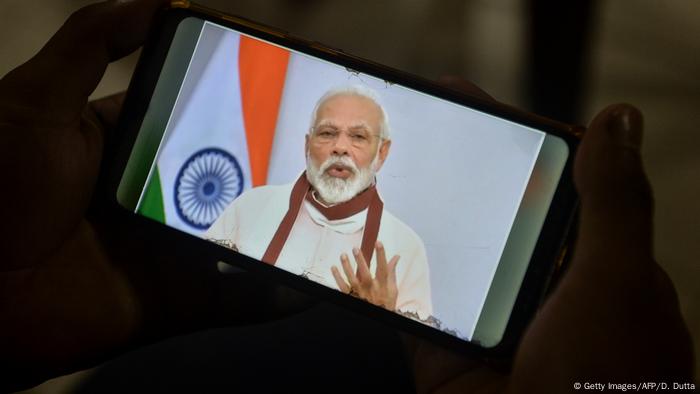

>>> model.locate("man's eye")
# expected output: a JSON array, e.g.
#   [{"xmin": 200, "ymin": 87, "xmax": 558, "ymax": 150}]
[
  {"xmin": 351, "ymin": 133, "xmax": 368, "ymax": 140},
  {"xmin": 318, "ymin": 130, "xmax": 334, "ymax": 137}
]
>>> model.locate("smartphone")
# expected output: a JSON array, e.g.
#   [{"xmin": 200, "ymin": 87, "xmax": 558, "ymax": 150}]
[{"xmin": 109, "ymin": 1, "xmax": 579, "ymax": 356}]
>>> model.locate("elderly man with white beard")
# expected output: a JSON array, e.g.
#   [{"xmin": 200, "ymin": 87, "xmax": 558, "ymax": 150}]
[{"xmin": 205, "ymin": 85, "xmax": 432, "ymax": 320}]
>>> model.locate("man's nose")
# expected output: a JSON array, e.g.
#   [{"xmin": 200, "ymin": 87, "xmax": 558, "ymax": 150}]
[{"xmin": 332, "ymin": 131, "xmax": 351, "ymax": 155}]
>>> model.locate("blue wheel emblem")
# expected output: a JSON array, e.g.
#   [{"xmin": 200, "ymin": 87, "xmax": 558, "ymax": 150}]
[{"xmin": 174, "ymin": 148, "xmax": 244, "ymax": 229}]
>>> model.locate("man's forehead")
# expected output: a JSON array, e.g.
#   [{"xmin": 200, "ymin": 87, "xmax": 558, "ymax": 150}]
[{"xmin": 315, "ymin": 119, "xmax": 371, "ymax": 130}]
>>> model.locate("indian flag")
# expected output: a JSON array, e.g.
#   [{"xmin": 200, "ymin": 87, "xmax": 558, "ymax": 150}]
[{"xmin": 137, "ymin": 23, "xmax": 289, "ymax": 237}]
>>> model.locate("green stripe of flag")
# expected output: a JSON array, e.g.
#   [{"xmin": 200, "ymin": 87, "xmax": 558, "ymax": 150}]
[{"xmin": 137, "ymin": 166, "xmax": 166, "ymax": 223}]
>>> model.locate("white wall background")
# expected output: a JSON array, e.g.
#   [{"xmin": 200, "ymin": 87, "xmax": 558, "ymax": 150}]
[{"xmin": 265, "ymin": 49, "xmax": 544, "ymax": 338}]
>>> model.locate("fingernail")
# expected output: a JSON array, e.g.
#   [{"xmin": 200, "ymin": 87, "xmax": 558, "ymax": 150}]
[
  {"xmin": 352, "ymin": 248, "xmax": 359, "ymax": 256},
  {"xmin": 608, "ymin": 104, "xmax": 643, "ymax": 150}
]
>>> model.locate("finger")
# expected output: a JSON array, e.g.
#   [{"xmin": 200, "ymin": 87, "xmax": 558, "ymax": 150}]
[
  {"xmin": 437, "ymin": 75, "xmax": 495, "ymax": 102},
  {"xmin": 0, "ymin": 0, "xmax": 168, "ymax": 124},
  {"xmin": 83, "ymin": 92, "xmax": 127, "ymax": 154},
  {"xmin": 374, "ymin": 241, "xmax": 388, "ymax": 282},
  {"xmin": 573, "ymin": 104, "xmax": 653, "ymax": 262},
  {"xmin": 340, "ymin": 253, "xmax": 359, "ymax": 289},
  {"xmin": 88, "ymin": 92, "xmax": 126, "ymax": 134},
  {"xmin": 352, "ymin": 247, "xmax": 372, "ymax": 283},
  {"xmin": 331, "ymin": 266, "xmax": 351, "ymax": 293},
  {"xmin": 387, "ymin": 255, "xmax": 399, "ymax": 288}
]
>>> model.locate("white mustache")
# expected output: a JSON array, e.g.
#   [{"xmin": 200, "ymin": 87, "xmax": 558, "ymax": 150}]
[{"xmin": 319, "ymin": 155, "xmax": 359, "ymax": 176}]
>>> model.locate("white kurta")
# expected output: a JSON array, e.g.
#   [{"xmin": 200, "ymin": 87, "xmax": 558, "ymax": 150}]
[{"xmin": 205, "ymin": 183, "xmax": 432, "ymax": 319}]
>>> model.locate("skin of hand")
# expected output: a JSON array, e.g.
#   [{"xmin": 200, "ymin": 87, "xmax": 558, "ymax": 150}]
[
  {"xmin": 331, "ymin": 241, "xmax": 399, "ymax": 311},
  {"xmin": 409, "ymin": 80, "xmax": 696, "ymax": 393},
  {"xmin": 0, "ymin": 1, "xmax": 165, "ymax": 388},
  {"xmin": 0, "ymin": 1, "xmax": 300, "ymax": 391},
  {"xmin": 503, "ymin": 103, "xmax": 695, "ymax": 392}
]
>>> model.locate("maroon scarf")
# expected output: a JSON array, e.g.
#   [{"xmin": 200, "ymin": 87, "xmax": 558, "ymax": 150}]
[{"xmin": 262, "ymin": 172, "xmax": 383, "ymax": 266}]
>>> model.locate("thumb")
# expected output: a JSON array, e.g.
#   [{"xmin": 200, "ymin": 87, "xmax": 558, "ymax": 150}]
[
  {"xmin": 0, "ymin": 0, "xmax": 168, "ymax": 124},
  {"xmin": 574, "ymin": 103, "xmax": 654, "ymax": 262}
]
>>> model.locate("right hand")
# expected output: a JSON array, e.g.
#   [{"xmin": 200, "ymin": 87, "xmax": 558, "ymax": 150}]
[
  {"xmin": 409, "ymin": 79, "xmax": 695, "ymax": 393},
  {"xmin": 331, "ymin": 242, "xmax": 399, "ymax": 311}
]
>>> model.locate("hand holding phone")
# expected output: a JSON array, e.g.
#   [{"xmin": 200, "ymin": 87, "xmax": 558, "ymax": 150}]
[{"xmin": 409, "ymin": 101, "xmax": 693, "ymax": 393}]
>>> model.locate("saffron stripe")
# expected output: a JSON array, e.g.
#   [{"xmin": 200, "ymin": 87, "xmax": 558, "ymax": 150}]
[{"xmin": 238, "ymin": 36, "xmax": 290, "ymax": 187}]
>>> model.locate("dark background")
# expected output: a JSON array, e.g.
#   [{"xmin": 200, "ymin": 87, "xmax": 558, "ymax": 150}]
[{"xmin": 2, "ymin": 0, "xmax": 698, "ymax": 390}]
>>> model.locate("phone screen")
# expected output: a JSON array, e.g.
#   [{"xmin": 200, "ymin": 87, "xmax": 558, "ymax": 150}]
[{"xmin": 118, "ymin": 17, "xmax": 570, "ymax": 347}]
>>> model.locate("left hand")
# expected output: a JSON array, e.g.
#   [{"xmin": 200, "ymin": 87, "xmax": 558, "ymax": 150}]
[
  {"xmin": 0, "ymin": 3, "xmax": 167, "ymax": 389},
  {"xmin": 0, "ymin": 1, "xmax": 289, "ymax": 390},
  {"xmin": 331, "ymin": 241, "xmax": 399, "ymax": 311}
]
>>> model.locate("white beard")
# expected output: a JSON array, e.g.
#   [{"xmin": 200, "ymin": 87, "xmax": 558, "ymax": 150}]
[{"xmin": 306, "ymin": 153, "xmax": 378, "ymax": 205}]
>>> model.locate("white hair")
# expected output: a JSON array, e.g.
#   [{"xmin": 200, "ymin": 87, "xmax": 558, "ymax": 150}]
[{"xmin": 309, "ymin": 85, "xmax": 391, "ymax": 140}]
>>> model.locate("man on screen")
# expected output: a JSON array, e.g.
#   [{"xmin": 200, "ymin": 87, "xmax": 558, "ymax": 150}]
[{"xmin": 205, "ymin": 85, "xmax": 432, "ymax": 319}]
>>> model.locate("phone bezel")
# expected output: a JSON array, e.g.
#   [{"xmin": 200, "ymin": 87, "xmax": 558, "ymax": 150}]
[{"xmin": 105, "ymin": 3, "xmax": 580, "ymax": 358}]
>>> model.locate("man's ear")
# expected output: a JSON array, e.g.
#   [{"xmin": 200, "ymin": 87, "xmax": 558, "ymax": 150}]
[
  {"xmin": 376, "ymin": 139, "xmax": 392, "ymax": 170},
  {"xmin": 305, "ymin": 134, "xmax": 309, "ymax": 156}
]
